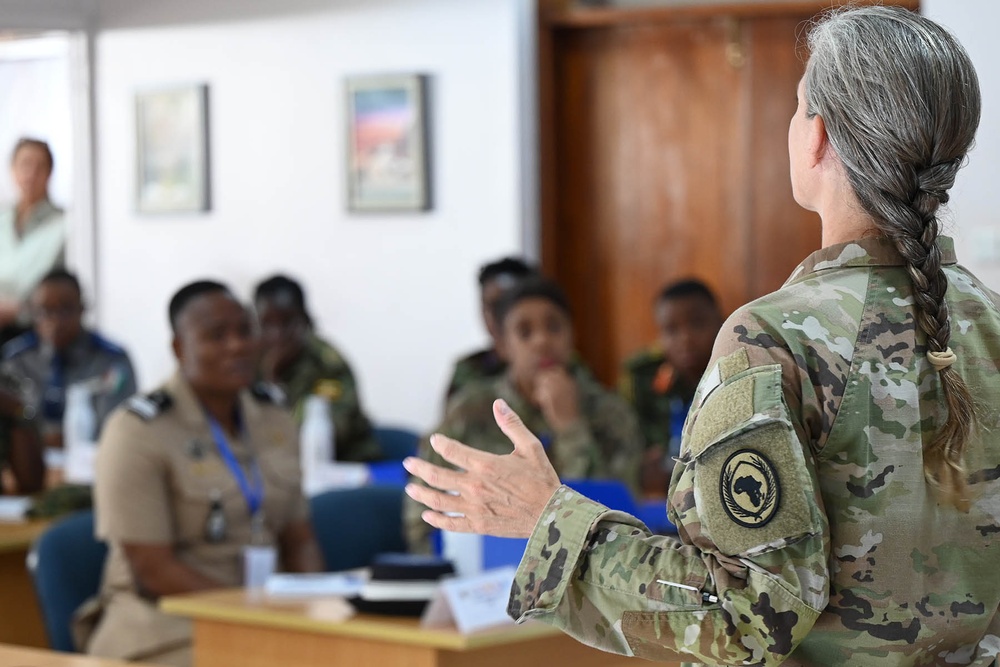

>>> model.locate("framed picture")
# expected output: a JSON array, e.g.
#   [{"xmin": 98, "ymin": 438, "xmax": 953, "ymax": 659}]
[
  {"xmin": 135, "ymin": 84, "xmax": 211, "ymax": 214},
  {"xmin": 346, "ymin": 74, "xmax": 431, "ymax": 212}
]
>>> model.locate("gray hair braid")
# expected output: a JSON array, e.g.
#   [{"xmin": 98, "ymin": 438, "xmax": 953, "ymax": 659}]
[{"xmin": 805, "ymin": 6, "xmax": 981, "ymax": 510}]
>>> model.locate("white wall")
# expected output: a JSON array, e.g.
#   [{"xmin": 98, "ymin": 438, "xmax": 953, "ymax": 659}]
[
  {"xmin": 923, "ymin": 0, "xmax": 1000, "ymax": 289},
  {"xmin": 94, "ymin": 0, "xmax": 524, "ymax": 431}
]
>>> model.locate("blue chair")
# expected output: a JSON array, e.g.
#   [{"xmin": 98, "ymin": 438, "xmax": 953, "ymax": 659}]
[
  {"xmin": 481, "ymin": 478, "xmax": 643, "ymax": 570},
  {"xmin": 310, "ymin": 485, "xmax": 408, "ymax": 572},
  {"xmin": 373, "ymin": 426, "xmax": 420, "ymax": 460},
  {"xmin": 27, "ymin": 510, "xmax": 107, "ymax": 652}
]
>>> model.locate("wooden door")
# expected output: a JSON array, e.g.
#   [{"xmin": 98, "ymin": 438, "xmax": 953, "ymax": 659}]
[{"xmin": 538, "ymin": 1, "xmax": 915, "ymax": 386}]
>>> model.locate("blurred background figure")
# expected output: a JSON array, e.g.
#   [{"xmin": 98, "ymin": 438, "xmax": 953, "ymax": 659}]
[
  {"xmin": 0, "ymin": 138, "xmax": 66, "ymax": 345},
  {"xmin": 620, "ymin": 279, "xmax": 723, "ymax": 497},
  {"xmin": 0, "ymin": 367, "xmax": 45, "ymax": 495},
  {"xmin": 444, "ymin": 257, "xmax": 535, "ymax": 401},
  {"xmin": 254, "ymin": 274, "xmax": 380, "ymax": 462},
  {"xmin": 406, "ymin": 277, "xmax": 643, "ymax": 553},
  {"xmin": 1, "ymin": 269, "xmax": 136, "ymax": 451}
]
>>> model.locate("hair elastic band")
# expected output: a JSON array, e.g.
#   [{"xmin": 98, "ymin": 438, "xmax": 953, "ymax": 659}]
[{"xmin": 927, "ymin": 348, "xmax": 957, "ymax": 371}]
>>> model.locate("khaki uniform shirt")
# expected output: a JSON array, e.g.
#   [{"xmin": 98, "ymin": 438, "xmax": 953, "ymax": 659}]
[
  {"xmin": 1, "ymin": 330, "xmax": 136, "ymax": 437},
  {"xmin": 84, "ymin": 372, "xmax": 308, "ymax": 662},
  {"xmin": 275, "ymin": 334, "xmax": 380, "ymax": 462},
  {"xmin": 509, "ymin": 237, "xmax": 1000, "ymax": 666},
  {"xmin": 406, "ymin": 370, "xmax": 643, "ymax": 553}
]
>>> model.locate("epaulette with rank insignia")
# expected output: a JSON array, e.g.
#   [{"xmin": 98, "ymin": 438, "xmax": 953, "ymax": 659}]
[
  {"xmin": 250, "ymin": 382, "xmax": 286, "ymax": 406},
  {"xmin": 127, "ymin": 390, "xmax": 173, "ymax": 421}
]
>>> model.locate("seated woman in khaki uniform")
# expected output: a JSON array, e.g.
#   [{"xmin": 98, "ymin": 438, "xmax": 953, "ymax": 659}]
[{"xmin": 81, "ymin": 280, "xmax": 323, "ymax": 667}]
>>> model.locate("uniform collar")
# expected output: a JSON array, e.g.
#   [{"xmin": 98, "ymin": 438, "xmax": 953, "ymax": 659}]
[
  {"xmin": 785, "ymin": 235, "xmax": 957, "ymax": 285},
  {"xmin": 166, "ymin": 370, "xmax": 261, "ymax": 432}
]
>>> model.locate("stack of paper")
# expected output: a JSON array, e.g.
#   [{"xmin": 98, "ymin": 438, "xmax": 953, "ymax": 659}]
[
  {"xmin": 0, "ymin": 496, "xmax": 32, "ymax": 522},
  {"xmin": 264, "ymin": 570, "xmax": 368, "ymax": 598}
]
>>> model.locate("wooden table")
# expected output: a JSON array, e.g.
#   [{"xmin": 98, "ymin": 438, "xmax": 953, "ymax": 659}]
[
  {"xmin": 0, "ymin": 643, "xmax": 153, "ymax": 666},
  {"xmin": 162, "ymin": 588, "xmax": 664, "ymax": 667},
  {"xmin": 0, "ymin": 521, "xmax": 50, "ymax": 648}
]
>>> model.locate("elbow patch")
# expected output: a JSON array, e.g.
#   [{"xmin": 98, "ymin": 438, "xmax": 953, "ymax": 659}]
[{"xmin": 684, "ymin": 358, "xmax": 819, "ymax": 557}]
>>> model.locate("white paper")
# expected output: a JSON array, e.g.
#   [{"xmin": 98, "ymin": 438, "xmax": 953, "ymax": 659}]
[
  {"xmin": 441, "ymin": 531, "xmax": 483, "ymax": 578},
  {"xmin": 265, "ymin": 569, "xmax": 369, "ymax": 598},
  {"xmin": 0, "ymin": 496, "xmax": 32, "ymax": 522},
  {"xmin": 303, "ymin": 462, "xmax": 371, "ymax": 496},
  {"xmin": 421, "ymin": 567, "xmax": 516, "ymax": 634},
  {"xmin": 64, "ymin": 441, "xmax": 98, "ymax": 485}
]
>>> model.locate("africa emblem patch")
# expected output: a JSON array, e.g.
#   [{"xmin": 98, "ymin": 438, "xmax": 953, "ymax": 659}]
[{"xmin": 720, "ymin": 449, "xmax": 780, "ymax": 528}]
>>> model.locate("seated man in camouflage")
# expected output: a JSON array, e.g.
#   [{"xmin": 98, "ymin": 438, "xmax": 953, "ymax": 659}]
[
  {"xmin": 253, "ymin": 274, "xmax": 380, "ymax": 461},
  {"xmin": 0, "ymin": 368, "xmax": 44, "ymax": 494},
  {"xmin": 406, "ymin": 277, "xmax": 643, "ymax": 553},
  {"xmin": 1, "ymin": 269, "xmax": 137, "ymax": 450},
  {"xmin": 620, "ymin": 279, "xmax": 723, "ymax": 497},
  {"xmin": 444, "ymin": 257, "xmax": 535, "ymax": 401}
]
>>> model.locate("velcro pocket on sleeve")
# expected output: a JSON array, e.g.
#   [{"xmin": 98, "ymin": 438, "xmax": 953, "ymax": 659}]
[{"xmin": 688, "ymin": 365, "xmax": 818, "ymax": 557}]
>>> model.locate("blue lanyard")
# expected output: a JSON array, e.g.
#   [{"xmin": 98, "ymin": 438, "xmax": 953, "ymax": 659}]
[{"xmin": 205, "ymin": 413, "xmax": 264, "ymax": 517}]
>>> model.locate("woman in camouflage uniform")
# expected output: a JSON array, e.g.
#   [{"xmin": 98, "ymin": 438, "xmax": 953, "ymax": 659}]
[{"xmin": 405, "ymin": 7, "xmax": 1000, "ymax": 666}]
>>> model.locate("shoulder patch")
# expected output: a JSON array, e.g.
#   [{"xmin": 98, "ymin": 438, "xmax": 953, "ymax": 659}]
[
  {"xmin": 1, "ymin": 332, "xmax": 39, "ymax": 360},
  {"xmin": 126, "ymin": 390, "xmax": 173, "ymax": 421},
  {"xmin": 251, "ymin": 382, "xmax": 286, "ymax": 405},
  {"xmin": 718, "ymin": 348, "xmax": 750, "ymax": 382}
]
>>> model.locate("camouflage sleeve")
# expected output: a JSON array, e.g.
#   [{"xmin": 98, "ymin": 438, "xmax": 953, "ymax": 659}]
[{"xmin": 509, "ymin": 324, "xmax": 830, "ymax": 665}]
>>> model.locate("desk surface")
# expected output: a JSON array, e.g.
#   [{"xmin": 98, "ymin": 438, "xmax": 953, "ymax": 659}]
[
  {"xmin": 0, "ymin": 643, "xmax": 152, "ymax": 666},
  {"xmin": 0, "ymin": 520, "xmax": 48, "ymax": 554},
  {"xmin": 162, "ymin": 588, "xmax": 559, "ymax": 651}
]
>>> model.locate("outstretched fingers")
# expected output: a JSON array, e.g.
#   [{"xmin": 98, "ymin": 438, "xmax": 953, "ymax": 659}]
[{"xmin": 492, "ymin": 399, "xmax": 545, "ymax": 456}]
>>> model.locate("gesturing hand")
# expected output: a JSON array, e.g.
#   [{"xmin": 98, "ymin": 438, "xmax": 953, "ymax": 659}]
[{"xmin": 403, "ymin": 399, "xmax": 562, "ymax": 539}]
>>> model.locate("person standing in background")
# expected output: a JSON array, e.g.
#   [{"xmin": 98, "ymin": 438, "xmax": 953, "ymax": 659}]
[
  {"xmin": 0, "ymin": 138, "xmax": 66, "ymax": 345},
  {"xmin": 620, "ymin": 279, "xmax": 723, "ymax": 496},
  {"xmin": 253, "ymin": 274, "xmax": 381, "ymax": 462}
]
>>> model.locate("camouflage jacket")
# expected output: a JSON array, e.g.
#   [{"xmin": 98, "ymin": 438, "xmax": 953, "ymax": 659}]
[
  {"xmin": 508, "ymin": 237, "xmax": 1000, "ymax": 666},
  {"xmin": 445, "ymin": 347, "xmax": 506, "ymax": 402},
  {"xmin": 274, "ymin": 334, "xmax": 380, "ymax": 462},
  {"xmin": 406, "ymin": 370, "xmax": 644, "ymax": 553},
  {"xmin": 619, "ymin": 347, "xmax": 698, "ymax": 455}
]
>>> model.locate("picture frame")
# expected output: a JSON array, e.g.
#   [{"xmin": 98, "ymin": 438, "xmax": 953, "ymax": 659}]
[
  {"xmin": 135, "ymin": 83, "xmax": 211, "ymax": 214},
  {"xmin": 346, "ymin": 74, "xmax": 431, "ymax": 212}
]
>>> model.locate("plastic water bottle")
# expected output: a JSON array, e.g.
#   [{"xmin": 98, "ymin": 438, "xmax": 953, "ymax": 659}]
[
  {"xmin": 63, "ymin": 383, "xmax": 97, "ymax": 484},
  {"xmin": 300, "ymin": 395, "xmax": 334, "ymax": 495}
]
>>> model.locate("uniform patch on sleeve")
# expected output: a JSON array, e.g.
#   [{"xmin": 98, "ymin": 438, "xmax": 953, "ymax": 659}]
[
  {"xmin": 718, "ymin": 348, "xmax": 750, "ymax": 382},
  {"xmin": 687, "ymin": 364, "xmax": 818, "ymax": 556},
  {"xmin": 687, "ymin": 373, "xmax": 755, "ymax": 456},
  {"xmin": 721, "ymin": 449, "xmax": 780, "ymax": 528},
  {"xmin": 126, "ymin": 390, "xmax": 172, "ymax": 420}
]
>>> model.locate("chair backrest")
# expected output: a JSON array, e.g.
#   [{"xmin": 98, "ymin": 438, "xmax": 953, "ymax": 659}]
[
  {"xmin": 310, "ymin": 485, "xmax": 407, "ymax": 572},
  {"xmin": 28, "ymin": 509, "xmax": 107, "ymax": 652},
  {"xmin": 373, "ymin": 426, "xmax": 420, "ymax": 460}
]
